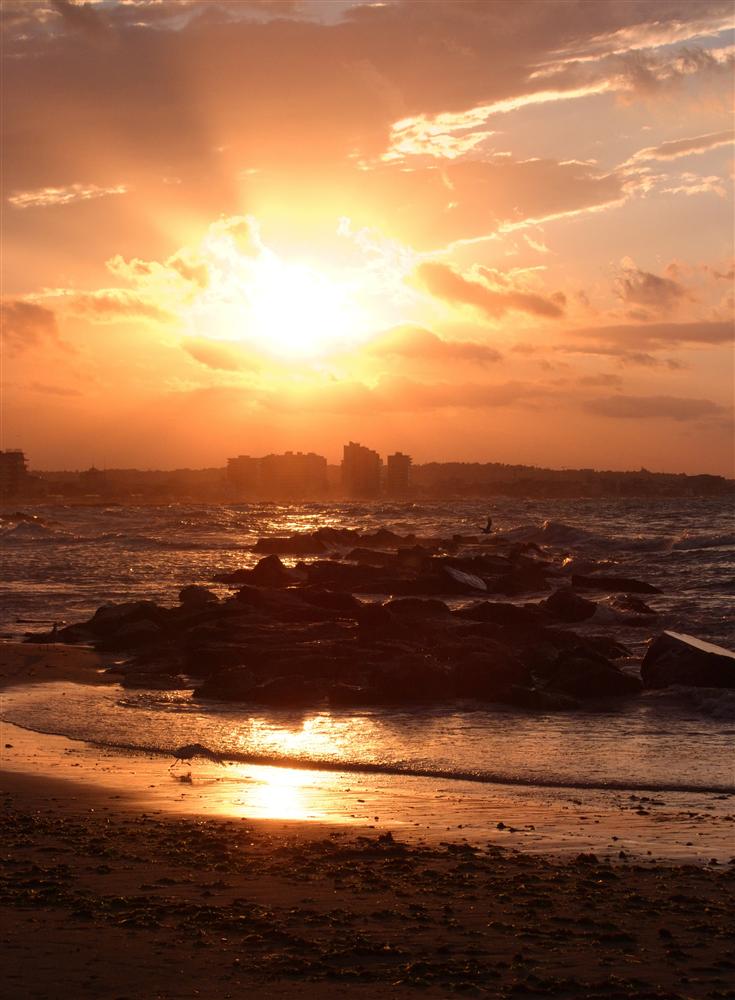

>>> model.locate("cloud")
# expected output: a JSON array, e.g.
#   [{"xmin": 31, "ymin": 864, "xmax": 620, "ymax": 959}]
[
  {"xmin": 570, "ymin": 319, "xmax": 733, "ymax": 349},
  {"xmin": 578, "ymin": 372, "xmax": 624, "ymax": 388},
  {"xmin": 584, "ymin": 394, "xmax": 725, "ymax": 421},
  {"xmin": 416, "ymin": 261, "xmax": 565, "ymax": 319},
  {"xmin": 51, "ymin": 289, "xmax": 173, "ymax": 322},
  {"xmin": 8, "ymin": 182, "xmax": 128, "ymax": 209},
  {"xmin": 660, "ymin": 173, "xmax": 728, "ymax": 198},
  {"xmin": 29, "ymin": 382, "xmax": 83, "ymax": 397},
  {"xmin": 627, "ymin": 128, "xmax": 734, "ymax": 164},
  {"xmin": 182, "ymin": 338, "xmax": 257, "ymax": 371},
  {"xmin": 614, "ymin": 260, "xmax": 691, "ymax": 313},
  {"xmin": 0, "ymin": 300, "xmax": 70, "ymax": 353},
  {"xmin": 367, "ymin": 326, "xmax": 502, "ymax": 365}
]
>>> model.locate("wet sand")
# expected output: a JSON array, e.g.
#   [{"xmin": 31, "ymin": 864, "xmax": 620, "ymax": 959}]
[{"xmin": 2, "ymin": 642, "xmax": 735, "ymax": 997}]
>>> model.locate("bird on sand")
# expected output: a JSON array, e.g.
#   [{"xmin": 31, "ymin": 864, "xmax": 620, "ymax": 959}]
[
  {"xmin": 169, "ymin": 743, "xmax": 227, "ymax": 768},
  {"xmin": 481, "ymin": 516, "xmax": 493, "ymax": 535}
]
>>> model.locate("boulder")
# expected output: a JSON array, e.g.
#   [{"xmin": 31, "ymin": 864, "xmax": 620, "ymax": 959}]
[
  {"xmin": 253, "ymin": 675, "xmax": 326, "ymax": 707},
  {"xmin": 249, "ymin": 554, "xmax": 300, "ymax": 588},
  {"xmin": 441, "ymin": 565, "xmax": 487, "ymax": 593},
  {"xmin": 572, "ymin": 574, "xmax": 662, "ymax": 595},
  {"xmin": 179, "ymin": 585, "xmax": 218, "ymax": 607},
  {"xmin": 543, "ymin": 587, "xmax": 597, "ymax": 623},
  {"xmin": 88, "ymin": 600, "xmax": 167, "ymax": 634},
  {"xmin": 96, "ymin": 618, "xmax": 163, "ymax": 651},
  {"xmin": 456, "ymin": 601, "xmax": 546, "ymax": 629},
  {"xmin": 546, "ymin": 649, "xmax": 641, "ymax": 698},
  {"xmin": 195, "ymin": 667, "xmax": 256, "ymax": 700},
  {"xmin": 383, "ymin": 598, "xmax": 451, "ymax": 619},
  {"xmin": 454, "ymin": 651, "xmax": 531, "ymax": 701},
  {"xmin": 641, "ymin": 631, "xmax": 735, "ymax": 689},
  {"xmin": 253, "ymin": 534, "xmax": 328, "ymax": 555}
]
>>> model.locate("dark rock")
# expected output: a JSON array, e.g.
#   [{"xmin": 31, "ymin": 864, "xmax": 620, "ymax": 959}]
[
  {"xmin": 383, "ymin": 598, "xmax": 451, "ymax": 619},
  {"xmin": 95, "ymin": 618, "xmax": 164, "ymax": 651},
  {"xmin": 249, "ymin": 554, "xmax": 300, "ymax": 588},
  {"xmin": 454, "ymin": 649, "xmax": 531, "ymax": 701},
  {"xmin": 253, "ymin": 534, "xmax": 328, "ymax": 555},
  {"xmin": 572, "ymin": 574, "xmax": 662, "ymax": 594},
  {"xmin": 195, "ymin": 668, "xmax": 256, "ymax": 700},
  {"xmin": 545, "ymin": 649, "xmax": 641, "ymax": 698},
  {"xmin": 253, "ymin": 675, "xmax": 326, "ymax": 707},
  {"xmin": 456, "ymin": 601, "xmax": 546, "ymax": 629},
  {"xmin": 641, "ymin": 630, "xmax": 735, "ymax": 689},
  {"xmin": 495, "ymin": 564, "xmax": 551, "ymax": 596},
  {"xmin": 88, "ymin": 600, "xmax": 167, "ymax": 635},
  {"xmin": 543, "ymin": 587, "xmax": 597, "ymax": 623},
  {"xmin": 179, "ymin": 585, "xmax": 218, "ymax": 606}
]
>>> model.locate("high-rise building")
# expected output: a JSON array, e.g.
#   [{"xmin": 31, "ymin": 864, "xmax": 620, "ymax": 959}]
[
  {"xmin": 0, "ymin": 450, "xmax": 29, "ymax": 498},
  {"xmin": 341, "ymin": 441, "xmax": 382, "ymax": 497},
  {"xmin": 386, "ymin": 451, "xmax": 412, "ymax": 495},
  {"xmin": 226, "ymin": 455, "xmax": 260, "ymax": 498},
  {"xmin": 227, "ymin": 451, "xmax": 328, "ymax": 499},
  {"xmin": 259, "ymin": 451, "xmax": 327, "ymax": 499}
]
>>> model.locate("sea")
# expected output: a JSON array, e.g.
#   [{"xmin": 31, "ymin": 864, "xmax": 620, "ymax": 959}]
[{"xmin": 1, "ymin": 498, "xmax": 734, "ymax": 800}]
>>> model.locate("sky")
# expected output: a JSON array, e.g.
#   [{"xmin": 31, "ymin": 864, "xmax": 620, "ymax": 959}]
[{"xmin": 1, "ymin": 0, "xmax": 733, "ymax": 474}]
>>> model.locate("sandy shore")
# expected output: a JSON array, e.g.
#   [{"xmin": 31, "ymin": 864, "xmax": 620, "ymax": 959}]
[{"xmin": 2, "ymin": 642, "xmax": 735, "ymax": 997}]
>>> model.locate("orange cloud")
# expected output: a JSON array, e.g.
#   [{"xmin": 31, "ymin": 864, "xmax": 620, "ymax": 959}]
[
  {"xmin": 416, "ymin": 262, "xmax": 565, "ymax": 319},
  {"xmin": 367, "ymin": 326, "xmax": 502, "ymax": 365}
]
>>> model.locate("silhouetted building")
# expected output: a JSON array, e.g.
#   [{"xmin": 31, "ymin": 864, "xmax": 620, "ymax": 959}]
[
  {"xmin": 79, "ymin": 466, "xmax": 108, "ymax": 494},
  {"xmin": 386, "ymin": 452, "xmax": 412, "ymax": 495},
  {"xmin": 0, "ymin": 449, "xmax": 29, "ymax": 498},
  {"xmin": 227, "ymin": 451, "xmax": 327, "ymax": 499},
  {"xmin": 227, "ymin": 455, "xmax": 261, "ymax": 498},
  {"xmin": 260, "ymin": 451, "xmax": 327, "ymax": 499},
  {"xmin": 342, "ymin": 441, "xmax": 381, "ymax": 497}
]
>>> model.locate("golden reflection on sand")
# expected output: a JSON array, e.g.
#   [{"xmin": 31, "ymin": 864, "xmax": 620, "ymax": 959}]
[{"xmin": 228, "ymin": 764, "xmax": 351, "ymax": 823}]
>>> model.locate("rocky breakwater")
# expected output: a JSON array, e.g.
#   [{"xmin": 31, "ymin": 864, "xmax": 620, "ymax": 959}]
[{"xmin": 32, "ymin": 527, "xmax": 710, "ymax": 710}]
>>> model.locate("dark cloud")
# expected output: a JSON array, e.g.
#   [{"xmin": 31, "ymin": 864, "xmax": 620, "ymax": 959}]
[
  {"xmin": 584, "ymin": 394, "xmax": 725, "ymax": 421},
  {"xmin": 614, "ymin": 264, "xmax": 691, "ymax": 313},
  {"xmin": 416, "ymin": 262, "xmax": 565, "ymax": 319},
  {"xmin": 367, "ymin": 325, "xmax": 503, "ymax": 364},
  {"xmin": 570, "ymin": 319, "xmax": 733, "ymax": 349},
  {"xmin": 0, "ymin": 300, "xmax": 70, "ymax": 353}
]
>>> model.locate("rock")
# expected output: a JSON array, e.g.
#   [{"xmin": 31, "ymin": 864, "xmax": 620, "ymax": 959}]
[
  {"xmin": 546, "ymin": 649, "xmax": 641, "ymax": 698},
  {"xmin": 383, "ymin": 598, "xmax": 451, "ymax": 619},
  {"xmin": 456, "ymin": 601, "xmax": 546, "ymax": 629},
  {"xmin": 253, "ymin": 675, "xmax": 325, "ymax": 707},
  {"xmin": 96, "ymin": 619, "xmax": 163, "ymax": 651},
  {"xmin": 641, "ymin": 631, "xmax": 735, "ymax": 689},
  {"xmin": 195, "ymin": 668, "xmax": 256, "ymax": 700},
  {"xmin": 543, "ymin": 587, "xmax": 597, "ymax": 623},
  {"xmin": 252, "ymin": 534, "xmax": 328, "ymax": 555},
  {"xmin": 88, "ymin": 600, "xmax": 167, "ymax": 634},
  {"xmin": 179, "ymin": 585, "xmax": 218, "ymax": 606},
  {"xmin": 249, "ymin": 554, "xmax": 300, "ymax": 588},
  {"xmin": 441, "ymin": 565, "xmax": 487, "ymax": 592},
  {"xmin": 454, "ymin": 651, "xmax": 531, "ymax": 701},
  {"xmin": 572, "ymin": 574, "xmax": 662, "ymax": 594}
]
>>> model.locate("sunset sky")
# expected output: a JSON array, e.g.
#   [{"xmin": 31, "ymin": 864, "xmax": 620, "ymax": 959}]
[{"xmin": 1, "ymin": 0, "xmax": 733, "ymax": 474}]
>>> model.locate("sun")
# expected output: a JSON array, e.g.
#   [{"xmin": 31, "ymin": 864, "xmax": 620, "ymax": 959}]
[{"xmin": 184, "ymin": 219, "xmax": 372, "ymax": 360}]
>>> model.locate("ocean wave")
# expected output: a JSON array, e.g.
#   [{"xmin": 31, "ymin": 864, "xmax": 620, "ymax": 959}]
[{"xmin": 672, "ymin": 532, "xmax": 735, "ymax": 551}]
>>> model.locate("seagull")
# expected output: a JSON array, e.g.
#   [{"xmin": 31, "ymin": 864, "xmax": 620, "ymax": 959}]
[
  {"xmin": 169, "ymin": 743, "xmax": 227, "ymax": 768},
  {"xmin": 480, "ymin": 516, "xmax": 493, "ymax": 535}
]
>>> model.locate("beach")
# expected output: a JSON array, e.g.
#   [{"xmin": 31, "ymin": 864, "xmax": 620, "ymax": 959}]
[{"xmin": 2, "ymin": 642, "xmax": 735, "ymax": 999}]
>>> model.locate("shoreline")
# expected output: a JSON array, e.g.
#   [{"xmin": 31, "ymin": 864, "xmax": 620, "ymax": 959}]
[
  {"xmin": 2, "ymin": 642, "xmax": 733, "ymax": 864},
  {"xmin": 3, "ymin": 644, "xmax": 735, "ymax": 997}
]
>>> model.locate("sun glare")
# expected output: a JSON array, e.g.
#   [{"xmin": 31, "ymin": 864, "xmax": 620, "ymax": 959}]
[{"xmin": 185, "ymin": 221, "xmax": 373, "ymax": 360}]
